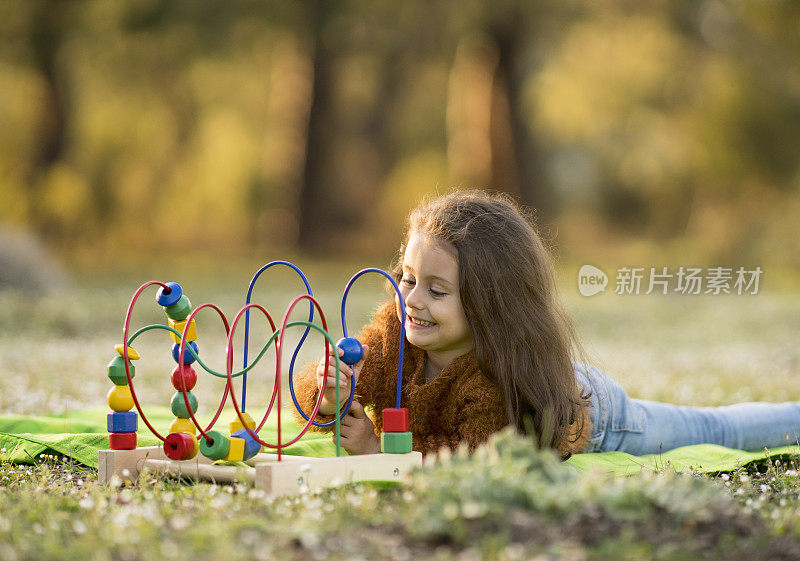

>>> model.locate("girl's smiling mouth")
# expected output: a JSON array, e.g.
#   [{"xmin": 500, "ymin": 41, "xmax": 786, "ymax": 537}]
[{"xmin": 407, "ymin": 315, "xmax": 436, "ymax": 327}]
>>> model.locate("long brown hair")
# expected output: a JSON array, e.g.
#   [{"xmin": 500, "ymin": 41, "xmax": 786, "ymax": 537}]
[{"xmin": 392, "ymin": 190, "xmax": 590, "ymax": 452}]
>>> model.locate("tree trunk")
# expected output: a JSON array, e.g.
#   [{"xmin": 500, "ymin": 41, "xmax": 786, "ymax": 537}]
[
  {"xmin": 489, "ymin": 19, "xmax": 555, "ymax": 220},
  {"xmin": 26, "ymin": 0, "xmax": 69, "ymax": 236},
  {"xmin": 297, "ymin": 4, "xmax": 338, "ymax": 253}
]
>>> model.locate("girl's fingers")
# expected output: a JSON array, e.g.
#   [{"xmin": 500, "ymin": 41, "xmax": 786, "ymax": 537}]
[
  {"xmin": 323, "ymin": 376, "xmax": 349, "ymax": 389},
  {"xmin": 352, "ymin": 344, "xmax": 370, "ymax": 382},
  {"xmin": 322, "ymin": 349, "xmax": 352, "ymax": 375}
]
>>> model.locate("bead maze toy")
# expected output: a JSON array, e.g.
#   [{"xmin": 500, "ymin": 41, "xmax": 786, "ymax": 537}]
[{"xmin": 99, "ymin": 262, "xmax": 421, "ymax": 496}]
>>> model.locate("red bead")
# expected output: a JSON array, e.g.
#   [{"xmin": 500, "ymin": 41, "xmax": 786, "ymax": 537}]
[
  {"xmin": 170, "ymin": 365, "xmax": 197, "ymax": 391},
  {"xmin": 382, "ymin": 408, "xmax": 409, "ymax": 432},
  {"xmin": 108, "ymin": 432, "xmax": 137, "ymax": 450},
  {"xmin": 163, "ymin": 431, "xmax": 197, "ymax": 460}
]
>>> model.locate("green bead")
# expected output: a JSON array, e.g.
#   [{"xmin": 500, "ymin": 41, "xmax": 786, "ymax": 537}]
[
  {"xmin": 381, "ymin": 431, "xmax": 413, "ymax": 454},
  {"xmin": 170, "ymin": 391, "xmax": 198, "ymax": 417},
  {"xmin": 164, "ymin": 295, "xmax": 192, "ymax": 321},
  {"xmin": 199, "ymin": 429, "xmax": 230, "ymax": 460},
  {"xmin": 107, "ymin": 356, "xmax": 135, "ymax": 385}
]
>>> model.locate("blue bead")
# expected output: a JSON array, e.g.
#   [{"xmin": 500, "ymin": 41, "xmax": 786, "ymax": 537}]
[
  {"xmin": 156, "ymin": 282, "xmax": 183, "ymax": 307},
  {"xmin": 107, "ymin": 411, "xmax": 137, "ymax": 433},
  {"xmin": 232, "ymin": 428, "xmax": 262, "ymax": 460},
  {"xmin": 172, "ymin": 340, "xmax": 199, "ymax": 365},
  {"xmin": 336, "ymin": 337, "xmax": 363, "ymax": 366}
]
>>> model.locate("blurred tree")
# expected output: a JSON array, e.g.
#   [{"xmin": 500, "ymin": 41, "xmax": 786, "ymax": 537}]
[
  {"xmin": 0, "ymin": 0, "xmax": 798, "ymax": 265},
  {"xmin": 444, "ymin": 0, "xmax": 585, "ymax": 221}
]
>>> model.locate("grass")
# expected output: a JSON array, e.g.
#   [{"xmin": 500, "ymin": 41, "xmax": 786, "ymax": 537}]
[{"xmin": 2, "ymin": 260, "xmax": 800, "ymax": 560}]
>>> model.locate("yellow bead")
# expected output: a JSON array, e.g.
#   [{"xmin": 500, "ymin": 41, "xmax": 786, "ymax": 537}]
[
  {"xmin": 187, "ymin": 434, "xmax": 199, "ymax": 459},
  {"xmin": 107, "ymin": 385, "xmax": 134, "ymax": 412},
  {"xmin": 115, "ymin": 344, "xmax": 140, "ymax": 360},
  {"xmin": 168, "ymin": 318, "xmax": 197, "ymax": 344},
  {"xmin": 223, "ymin": 437, "xmax": 245, "ymax": 462},
  {"xmin": 229, "ymin": 412, "xmax": 256, "ymax": 434},
  {"xmin": 169, "ymin": 418, "xmax": 197, "ymax": 435}
]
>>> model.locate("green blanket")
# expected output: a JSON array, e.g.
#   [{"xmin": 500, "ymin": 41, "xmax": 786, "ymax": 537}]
[{"xmin": 1, "ymin": 407, "xmax": 798, "ymax": 475}]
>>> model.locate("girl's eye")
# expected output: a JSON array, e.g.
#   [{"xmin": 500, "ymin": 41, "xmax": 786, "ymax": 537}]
[
  {"xmin": 401, "ymin": 278, "xmax": 415, "ymax": 286},
  {"xmin": 430, "ymin": 289, "xmax": 446, "ymax": 297}
]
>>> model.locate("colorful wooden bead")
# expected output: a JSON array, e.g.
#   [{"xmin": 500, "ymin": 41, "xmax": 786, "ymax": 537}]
[
  {"xmin": 107, "ymin": 411, "xmax": 137, "ymax": 433},
  {"xmin": 164, "ymin": 295, "xmax": 192, "ymax": 321},
  {"xmin": 199, "ymin": 430, "xmax": 230, "ymax": 461},
  {"xmin": 381, "ymin": 431, "xmax": 413, "ymax": 454},
  {"xmin": 336, "ymin": 337, "xmax": 363, "ymax": 365},
  {"xmin": 156, "ymin": 282, "xmax": 183, "ymax": 307},
  {"xmin": 108, "ymin": 432, "xmax": 136, "ymax": 450},
  {"xmin": 231, "ymin": 428, "xmax": 262, "ymax": 460},
  {"xmin": 170, "ymin": 391, "xmax": 198, "ymax": 418},
  {"xmin": 382, "ymin": 408, "xmax": 410, "ymax": 433},
  {"xmin": 114, "ymin": 344, "xmax": 140, "ymax": 360},
  {"xmin": 170, "ymin": 364, "xmax": 197, "ymax": 391},
  {"xmin": 171, "ymin": 340, "xmax": 199, "ymax": 365},
  {"xmin": 163, "ymin": 431, "xmax": 197, "ymax": 461},
  {"xmin": 229, "ymin": 412, "xmax": 256, "ymax": 433},
  {"xmin": 107, "ymin": 385, "xmax": 134, "ymax": 412},
  {"xmin": 169, "ymin": 417, "xmax": 197, "ymax": 435},
  {"xmin": 223, "ymin": 437, "xmax": 245, "ymax": 462},
  {"xmin": 107, "ymin": 356, "xmax": 135, "ymax": 386},
  {"xmin": 168, "ymin": 318, "xmax": 197, "ymax": 344}
]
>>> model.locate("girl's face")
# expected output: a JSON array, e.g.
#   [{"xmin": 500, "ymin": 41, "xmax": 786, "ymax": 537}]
[{"xmin": 395, "ymin": 231, "xmax": 473, "ymax": 361}]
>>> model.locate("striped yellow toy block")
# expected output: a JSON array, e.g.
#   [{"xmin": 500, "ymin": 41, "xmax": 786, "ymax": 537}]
[
  {"xmin": 114, "ymin": 344, "xmax": 140, "ymax": 360},
  {"xmin": 229, "ymin": 411, "xmax": 256, "ymax": 434},
  {"xmin": 223, "ymin": 437, "xmax": 246, "ymax": 462},
  {"xmin": 168, "ymin": 318, "xmax": 197, "ymax": 344}
]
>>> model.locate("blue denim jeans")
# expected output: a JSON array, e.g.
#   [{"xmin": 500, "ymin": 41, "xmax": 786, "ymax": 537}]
[{"xmin": 574, "ymin": 363, "xmax": 800, "ymax": 455}]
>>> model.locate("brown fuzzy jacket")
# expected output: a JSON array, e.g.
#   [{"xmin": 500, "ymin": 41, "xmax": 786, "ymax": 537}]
[{"xmin": 292, "ymin": 301, "xmax": 592, "ymax": 457}]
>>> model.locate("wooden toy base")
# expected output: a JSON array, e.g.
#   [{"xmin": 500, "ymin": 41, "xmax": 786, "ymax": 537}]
[{"xmin": 99, "ymin": 447, "xmax": 422, "ymax": 497}]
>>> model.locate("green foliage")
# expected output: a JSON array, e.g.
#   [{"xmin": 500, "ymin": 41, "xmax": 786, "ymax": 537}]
[
  {"xmin": 4, "ymin": 432, "xmax": 800, "ymax": 560},
  {"xmin": 1, "ymin": 1, "xmax": 799, "ymax": 262}
]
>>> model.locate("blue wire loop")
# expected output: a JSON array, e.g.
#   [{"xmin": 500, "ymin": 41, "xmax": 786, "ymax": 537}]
[
  {"xmin": 242, "ymin": 261, "xmax": 314, "ymax": 412},
  {"xmin": 340, "ymin": 268, "xmax": 406, "ymax": 410},
  {"xmin": 241, "ymin": 263, "xmax": 406, "ymax": 428}
]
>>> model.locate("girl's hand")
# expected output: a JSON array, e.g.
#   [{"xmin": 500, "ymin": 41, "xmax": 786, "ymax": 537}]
[
  {"xmin": 336, "ymin": 401, "xmax": 381, "ymax": 455},
  {"xmin": 315, "ymin": 344, "xmax": 370, "ymax": 415}
]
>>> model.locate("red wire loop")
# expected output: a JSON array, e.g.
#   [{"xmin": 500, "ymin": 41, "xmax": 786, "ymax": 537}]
[
  {"xmin": 123, "ymin": 283, "xmax": 331, "ymax": 463},
  {"xmin": 122, "ymin": 280, "xmax": 173, "ymax": 443},
  {"xmin": 225, "ymin": 296, "xmax": 330, "ymax": 461}
]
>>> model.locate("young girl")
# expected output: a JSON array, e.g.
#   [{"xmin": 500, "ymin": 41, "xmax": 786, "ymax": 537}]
[{"xmin": 293, "ymin": 190, "xmax": 800, "ymax": 458}]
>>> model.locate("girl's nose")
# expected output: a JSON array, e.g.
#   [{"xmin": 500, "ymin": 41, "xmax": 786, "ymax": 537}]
[{"xmin": 404, "ymin": 285, "xmax": 424, "ymax": 309}]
